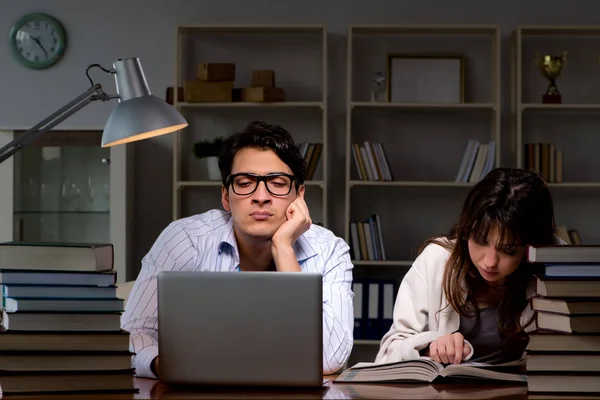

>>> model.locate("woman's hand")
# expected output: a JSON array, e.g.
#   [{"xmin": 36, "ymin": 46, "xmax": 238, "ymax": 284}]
[{"xmin": 427, "ymin": 332, "xmax": 471, "ymax": 364}]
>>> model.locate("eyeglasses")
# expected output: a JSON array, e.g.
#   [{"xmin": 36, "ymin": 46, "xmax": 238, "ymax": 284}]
[{"xmin": 226, "ymin": 173, "xmax": 296, "ymax": 196}]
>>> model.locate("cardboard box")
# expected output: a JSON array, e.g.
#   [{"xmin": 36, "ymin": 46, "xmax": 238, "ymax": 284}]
[
  {"xmin": 198, "ymin": 63, "xmax": 236, "ymax": 81},
  {"xmin": 184, "ymin": 80, "xmax": 233, "ymax": 102},
  {"xmin": 252, "ymin": 70, "xmax": 275, "ymax": 87},
  {"xmin": 240, "ymin": 86, "xmax": 285, "ymax": 102}
]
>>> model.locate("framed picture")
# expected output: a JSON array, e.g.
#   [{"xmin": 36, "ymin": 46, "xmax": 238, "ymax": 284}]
[{"xmin": 386, "ymin": 54, "xmax": 465, "ymax": 103}]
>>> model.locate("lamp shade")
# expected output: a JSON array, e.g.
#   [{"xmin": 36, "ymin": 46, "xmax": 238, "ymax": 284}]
[{"xmin": 102, "ymin": 57, "xmax": 188, "ymax": 147}]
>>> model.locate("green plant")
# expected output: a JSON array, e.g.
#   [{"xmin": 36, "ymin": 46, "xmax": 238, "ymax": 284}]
[{"xmin": 193, "ymin": 137, "xmax": 225, "ymax": 159}]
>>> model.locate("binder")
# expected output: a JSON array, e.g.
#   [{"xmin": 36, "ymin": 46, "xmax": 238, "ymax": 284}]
[{"xmin": 352, "ymin": 281, "xmax": 365, "ymax": 339}]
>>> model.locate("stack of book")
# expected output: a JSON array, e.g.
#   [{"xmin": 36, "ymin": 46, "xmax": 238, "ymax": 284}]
[
  {"xmin": 525, "ymin": 244, "xmax": 600, "ymax": 395},
  {"xmin": 0, "ymin": 242, "xmax": 135, "ymax": 395}
]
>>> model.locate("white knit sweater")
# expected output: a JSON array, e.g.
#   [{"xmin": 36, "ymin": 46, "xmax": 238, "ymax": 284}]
[{"xmin": 374, "ymin": 241, "xmax": 539, "ymax": 364}]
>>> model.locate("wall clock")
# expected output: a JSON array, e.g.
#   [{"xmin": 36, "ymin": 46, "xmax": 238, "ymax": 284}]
[{"xmin": 8, "ymin": 13, "xmax": 67, "ymax": 69}]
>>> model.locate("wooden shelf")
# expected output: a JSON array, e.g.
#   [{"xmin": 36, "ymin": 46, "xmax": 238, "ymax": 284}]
[
  {"xmin": 351, "ymin": 102, "xmax": 496, "ymax": 110},
  {"xmin": 514, "ymin": 25, "xmax": 600, "ymax": 185},
  {"xmin": 177, "ymin": 25, "xmax": 325, "ymax": 34},
  {"xmin": 177, "ymin": 181, "xmax": 222, "ymax": 187},
  {"xmin": 521, "ymin": 103, "xmax": 600, "ymax": 111},
  {"xmin": 349, "ymin": 180, "xmax": 473, "ymax": 188},
  {"xmin": 173, "ymin": 25, "xmax": 329, "ymax": 225},
  {"xmin": 353, "ymin": 260, "xmax": 413, "ymax": 267},
  {"xmin": 518, "ymin": 25, "xmax": 600, "ymax": 36},
  {"xmin": 345, "ymin": 24, "xmax": 501, "ymax": 366},
  {"xmin": 512, "ymin": 25, "xmax": 600, "ymax": 248},
  {"xmin": 345, "ymin": 23, "xmax": 500, "ymax": 269},
  {"xmin": 547, "ymin": 182, "xmax": 600, "ymax": 188},
  {"xmin": 349, "ymin": 24, "xmax": 499, "ymax": 35},
  {"xmin": 176, "ymin": 101, "xmax": 324, "ymax": 109}
]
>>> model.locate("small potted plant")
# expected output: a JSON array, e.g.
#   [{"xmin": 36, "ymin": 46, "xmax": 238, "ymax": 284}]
[{"xmin": 193, "ymin": 137, "xmax": 224, "ymax": 181}]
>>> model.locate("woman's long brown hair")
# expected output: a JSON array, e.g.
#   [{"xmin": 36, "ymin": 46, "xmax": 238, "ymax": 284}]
[{"xmin": 419, "ymin": 168, "xmax": 556, "ymax": 338}]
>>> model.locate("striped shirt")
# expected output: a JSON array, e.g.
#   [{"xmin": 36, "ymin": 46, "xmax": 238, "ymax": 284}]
[{"xmin": 121, "ymin": 209, "xmax": 355, "ymax": 378}]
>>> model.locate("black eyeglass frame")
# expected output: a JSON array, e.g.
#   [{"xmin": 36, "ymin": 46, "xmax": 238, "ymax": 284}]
[{"xmin": 225, "ymin": 172, "xmax": 301, "ymax": 196}]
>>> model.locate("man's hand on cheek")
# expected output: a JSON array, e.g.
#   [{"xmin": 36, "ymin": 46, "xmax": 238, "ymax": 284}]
[{"xmin": 271, "ymin": 194, "xmax": 312, "ymax": 249}]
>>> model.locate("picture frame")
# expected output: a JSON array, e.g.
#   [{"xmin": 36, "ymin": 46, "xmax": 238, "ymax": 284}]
[{"xmin": 386, "ymin": 54, "xmax": 465, "ymax": 103}]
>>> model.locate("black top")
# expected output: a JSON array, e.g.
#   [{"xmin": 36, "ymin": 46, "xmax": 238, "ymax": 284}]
[{"xmin": 458, "ymin": 307, "xmax": 529, "ymax": 364}]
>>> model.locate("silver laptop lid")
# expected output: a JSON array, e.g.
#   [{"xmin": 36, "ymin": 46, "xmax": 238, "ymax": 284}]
[{"xmin": 157, "ymin": 270, "xmax": 323, "ymax": 387}]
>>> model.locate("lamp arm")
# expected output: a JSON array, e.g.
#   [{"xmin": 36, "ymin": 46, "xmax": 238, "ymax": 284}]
[{"xmin": 0, "ymin": 83, "xmax": 109, "ymax": 164}]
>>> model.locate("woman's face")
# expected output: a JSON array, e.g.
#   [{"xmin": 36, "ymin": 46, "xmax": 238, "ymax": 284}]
[{"xmin": 467, "ymin": 225, "xmax": 526, "ymax": 286}]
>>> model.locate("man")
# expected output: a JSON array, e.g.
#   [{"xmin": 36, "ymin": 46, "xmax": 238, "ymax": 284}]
[{"xmin": 121, "ymin": 121, "xmax": 354, "ymax": 379}]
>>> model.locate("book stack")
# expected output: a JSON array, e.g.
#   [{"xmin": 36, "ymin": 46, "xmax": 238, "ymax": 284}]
[
  {"xmin": 525, "ymin": 244, "xmax": 600, "ymax": 395},
  {"xmin": 0, "ymin": 242, "xmax": 135, "ymax": 395}
]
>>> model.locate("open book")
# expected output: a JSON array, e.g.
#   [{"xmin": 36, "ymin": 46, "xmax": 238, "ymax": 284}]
[{"xmin": 334, "ymin": 358, "xmax": 527, "ymax": 384}]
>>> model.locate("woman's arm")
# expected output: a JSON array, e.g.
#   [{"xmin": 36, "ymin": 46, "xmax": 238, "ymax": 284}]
[{"xmin": 374, "ymin": 244, "xmax": 453, "ymax": 364}]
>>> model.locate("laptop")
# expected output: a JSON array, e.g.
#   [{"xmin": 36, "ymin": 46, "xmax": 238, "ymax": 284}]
[{"xmin": 157, "ymin": 270, "xmax": 324, "ymax": 387}]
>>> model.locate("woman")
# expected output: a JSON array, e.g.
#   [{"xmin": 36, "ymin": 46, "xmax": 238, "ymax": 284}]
[{"xmin": 375, "ymin": 167, "xmax": 561, "ymax": 366}]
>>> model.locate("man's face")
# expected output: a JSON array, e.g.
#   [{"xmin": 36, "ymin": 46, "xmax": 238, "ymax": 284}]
[{"xmin": 221, "ymin": 147, "xmax": 304, "ymax": 240}]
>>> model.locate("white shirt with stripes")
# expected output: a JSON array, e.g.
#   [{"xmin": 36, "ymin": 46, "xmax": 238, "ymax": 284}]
[{"xmin": 121, "ymin": 209, "xmax": 355, "ymax": 379}]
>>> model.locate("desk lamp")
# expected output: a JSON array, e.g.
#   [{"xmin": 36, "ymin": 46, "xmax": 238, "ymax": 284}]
[{"xmin": 0, "ymin": 57, "xmax": 188, "ymax": 163}]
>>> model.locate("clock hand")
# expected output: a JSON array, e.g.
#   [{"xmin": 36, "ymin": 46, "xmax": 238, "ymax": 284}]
[{"xmin": 30, "ymin": 36, "xmax": 48, "ymax": 58}]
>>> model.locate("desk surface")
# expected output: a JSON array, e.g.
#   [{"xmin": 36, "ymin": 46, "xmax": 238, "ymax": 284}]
[{"xmin": 5, "ymin": 376, "xmax": 600, "ymax": 400}]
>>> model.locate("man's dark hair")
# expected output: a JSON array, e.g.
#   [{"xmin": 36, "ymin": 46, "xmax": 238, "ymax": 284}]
[{"xmin": 218, "ymin": 121, "xmax": 307, "ymax": 187}]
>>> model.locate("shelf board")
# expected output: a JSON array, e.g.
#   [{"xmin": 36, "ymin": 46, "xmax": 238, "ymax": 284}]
[
  {"xmin": 548, "ymin": 182, "xmax": 600, "ymax": 188},
  {"xmin": 519, "ymin": 25, "xmax": 600, "ymax": 36},
  {"xmin": 177, "ymin": 180, "xmax": 324, "ymax": 188},
  {"xmin": 13, "ymin": 211, "xmax": 110, "ymax": 215},
  {"xmin": 352, "ymin": 102, "xmax": 495, "ymax": 110},
  {"xmin": 521, "ymin": 103, "xmax": 600, "ymax": 111},
  {"xmin": 350, "ymin": 180, "xmax": 473, "ymax": 188},
  {"xmin": 305, "ymin": 180, "xmax": 324, "ymax": 188},
  {"xmin": 176, "ymin": 101, "xmax": 324, "ymax": 109},
  {"xmin": 354, "ymin": 340, "xmax": 380, "ymax": 346},
  {"xmin": 353, "ymin": 260, "xmax": 413, "ymax": 267},
  {"xmin": 350, "ymin": 25, "xmax": 498, "ymax": 35},
  {"xmin": 177, "ymin": 181, "xmax": 222, "ymax": 187},
  {"xmin": 177, "ymin": 25, "xmax": 324, "ymax": 34}
]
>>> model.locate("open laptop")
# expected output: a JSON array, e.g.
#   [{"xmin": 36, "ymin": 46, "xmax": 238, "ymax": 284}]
[{"xmin": 157, "ymin": 270, "xmax": 324, "ymax": 387}]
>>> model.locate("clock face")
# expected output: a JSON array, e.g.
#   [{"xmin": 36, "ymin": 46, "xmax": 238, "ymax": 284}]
[{"xmin": 9, "ymin": 13, "xmax": 66, "ymax": 69}]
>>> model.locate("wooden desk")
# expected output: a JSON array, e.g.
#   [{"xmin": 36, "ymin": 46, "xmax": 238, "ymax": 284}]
[{"xmin": 4, "ymin": 377, "xmax": 599, "ymax": 399}]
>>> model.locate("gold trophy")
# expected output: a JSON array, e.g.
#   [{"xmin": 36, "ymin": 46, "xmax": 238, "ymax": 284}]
[{"xmin": 535, "ymin": 51, "xmax": 567, "ymax": 104}]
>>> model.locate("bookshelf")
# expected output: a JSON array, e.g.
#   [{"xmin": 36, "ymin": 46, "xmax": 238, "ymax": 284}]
[
  {"xmin": 171, "ymin": 25, "xmax": 329, "ymax": 226},
  {"xmin": 512, "ymin": 25, "xmax": 600, "ymax": 246},
  {"xmin": 344, "ymin": 25, "xmax": 501, "ymax": 362}
]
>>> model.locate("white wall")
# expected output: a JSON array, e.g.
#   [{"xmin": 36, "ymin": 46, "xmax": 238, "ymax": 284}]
[{"xmin": 2, "ymin": 0, "xmax": 600, "ymax": 272}]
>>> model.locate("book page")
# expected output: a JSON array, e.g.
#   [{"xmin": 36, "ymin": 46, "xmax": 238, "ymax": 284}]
[
  {"xmin": 441, "ymin": 358, "xmax": 527, "ymax": 382},
  {"xmin": 460, "ymin": 357, "xmax": 525, "ymax": 369},
  {"xmin": 348, "ymin": 358, "xmax": 443, "ymax": 373},
  {"xmin": 335, "ymin": 358, "xmax": 444, "ymax": 383}
]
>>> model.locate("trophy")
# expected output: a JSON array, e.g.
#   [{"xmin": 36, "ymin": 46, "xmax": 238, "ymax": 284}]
[{"xmin": 535, "ymin": 51, "xmax": 567, "ymax": 104}]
